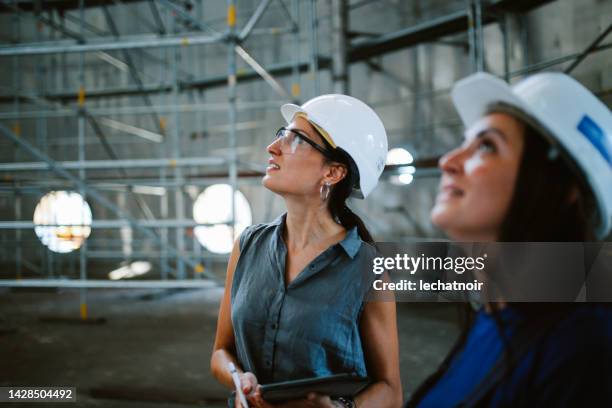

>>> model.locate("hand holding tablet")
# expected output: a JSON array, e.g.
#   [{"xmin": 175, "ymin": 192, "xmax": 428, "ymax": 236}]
[{"xmin": 260, "ymin": 374, "xmax": 370, "ymax": 403}]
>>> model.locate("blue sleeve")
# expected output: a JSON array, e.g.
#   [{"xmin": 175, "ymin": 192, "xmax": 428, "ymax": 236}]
[
  {"xmin": 529, "ymin": 347, "xmax": 610, "ymax": 406},
  {"xmin": 508, "ymin": 308, "xmax": 612, "ymax": 406}
]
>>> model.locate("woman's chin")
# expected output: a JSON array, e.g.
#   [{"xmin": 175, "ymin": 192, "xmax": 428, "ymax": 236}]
[
  {"xmin": 262, "ymin": 175, "xmax": 274, "ymax": 189},
  {"xmin": 430, "ymin": 203, "xmax": 452, "ymax": 228},
  {"xmin": 262, "ymin": 176, "xmax": 283, "ymax": 194}
]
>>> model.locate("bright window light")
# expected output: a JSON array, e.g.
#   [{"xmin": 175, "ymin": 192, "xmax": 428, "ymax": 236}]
[
  {"xmin": 390, "ymin": 166, "xmax": 416, "ymax": 186},
  {"xmin": 108, "ymin": 261, "xmax": 152, "ymax": 280},
  {"xmin": 398, "ymin": 173, "xmax": 414, "ymax": 185},
  {"xmin": 33, "ymin": 191, "xmax": 92, "ymax": 253},
  {"xmin": 193, "ymin": 184, "xmax": 252, "ymax": 254},
  {"xmin": 386, "ymin": 147, "xmax": 414, "ymax": 165}
]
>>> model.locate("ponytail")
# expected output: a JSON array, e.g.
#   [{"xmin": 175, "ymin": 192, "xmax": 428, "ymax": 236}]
[{"xmin": 325, "ymin": 148, "xmax": 376, "ymax": 245}]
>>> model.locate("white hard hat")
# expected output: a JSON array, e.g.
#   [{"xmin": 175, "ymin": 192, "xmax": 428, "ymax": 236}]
[
  {"xmin": 451, "ymin": 72, "xmax": 612, "ymax": 238},
  {"xmin": 280, "ymin": 94, "xmax": 388, "ymax": 199}
]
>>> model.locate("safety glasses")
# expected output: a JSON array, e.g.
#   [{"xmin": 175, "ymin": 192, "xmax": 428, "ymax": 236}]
[{"xmin": 274, "ymin": 127, "xmax": 335, "ymax": 159}]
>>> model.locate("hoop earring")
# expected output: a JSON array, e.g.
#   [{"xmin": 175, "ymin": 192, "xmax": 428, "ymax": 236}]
[{"xmin": 320, "ymin": 182, "xmax": 331, "ymax": 201}]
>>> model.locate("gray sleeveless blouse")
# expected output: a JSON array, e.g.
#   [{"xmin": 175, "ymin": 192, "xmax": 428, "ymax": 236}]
[{"xmin": 230, "ymin": 213, "xmax": 376, "ymax": 384}]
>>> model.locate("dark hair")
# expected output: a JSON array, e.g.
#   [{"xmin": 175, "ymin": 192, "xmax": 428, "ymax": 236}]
[
  {"xmin": 407, "ymin": 109, "xmax": 600, "ymax": 406},
  {"xmin": 498, "ymin": 110, "xmax": 596, "ymax": 241},
  {"xmin": 319, "ymin": 137, "xmax": 376, "ymax": 244}
]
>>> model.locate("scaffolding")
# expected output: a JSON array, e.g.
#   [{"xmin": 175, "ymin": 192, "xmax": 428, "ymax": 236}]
[{"xmin": 0, "ymin": 0, "xmax": 610, "ymax": 305}]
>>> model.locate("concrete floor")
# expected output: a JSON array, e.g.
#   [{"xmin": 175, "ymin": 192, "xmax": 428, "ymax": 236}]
[{"xmin": 0, "ymin": 286, "xmax": 458, "ymax": 407}]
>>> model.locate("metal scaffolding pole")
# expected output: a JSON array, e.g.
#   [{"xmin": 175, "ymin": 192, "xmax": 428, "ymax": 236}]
[
  {"xmin": 309, "ymin": 0, "xmax": 320, "ymax": 96},
  {"xmin": 215, "ymin": 1, "xmax": 296, "ymax": 99},
  {"xmin": 35, "ymin": 3, "xmax": 50, "ymax": 278},
  {"xmin": 12, "ymin": 0, "xmax": 22, "ymax": 280},
  {"xmin": 192, "ymin": 0, "xmax": 206, "ymax": 278},
  {"xmin": 84, "ymin": 250, "xmax": 226, "ymax": 260},
  {"xmin": 156, "ymin": 0, "xmax": 220, "ymax": 36},
  {"xmin": 4, "ymin": 0, "xmax": 166, "ymax": 136},
  {"xmin": 0, "ymin": 100, "xmax": 284, "ymax": 119},
  {"xmin": 228, "ymin": 0, "xmax": 238, "ymax": 250},
  {"xmin": 77, "ymin": 0, "xmax": 88, "ymax": 321},
  {"xmin": 101, "ymin": 5, "xmax": 165, "ymax": 135},
  {"xmin": 14, "ymin": 0, "xmax": 194, "ymax": 81},
  {"xmin": 564, "ymin": 22, "xmax": 612, "ymax": 74},
  {"xmin": 15, "ymin": 188, "xmax": 22, "ymax": 279},
  {"xmin": 509, "ymin": 42, "xmax": 612, "ymax": 78},
  {"xmin": 0, "ymin": 32, "xmax": 224, "ymax": 56},
  {"xmin": 234, "ymin": 44, "xmax": 291, "ymax": 98},
  {"xmin": 518, "ymin": 13, "xmax": 530, "ymax": 71},
  {"xmin": 331, "ymin": 0, "xmax": 348, "ymax": 93},
  {"xmin": 0, "ymin": 123, "xmax": 218, "ymax": 282},
  {"xmin": 149, "ymin": 1, "xmax": 166, "ymax": 35},
  {"xmin": 467, "ymin": 0, "xmax": 485, "ymax": 72},
  {"xmin": 291, "ymin": 0, "xmax": 300, "ymax": 101},
  {"xmin": 0, "ymin": 57, "xmax": 332, "ymax": 104},
  {"xmin": 160, "ymin": 156, "xmax": 170, "ymax": 279},
  {"xmin": 158, "ymin": 0, "xmax": 293, "ymax": 101},
  {"xmin": 159, "ymin": 20, "xmax": 170, "ymax": 281},
  {"xmin": 5, "ymin": 5, "xmax": 181, "ymax": 236},
  {"xmin": 48, "ymin": 9, "xmax": 62, "ymax": 280},
  {"xmin": 0, "ymin": 279, "xmax": 219, "ymax": 289},
  {"xmin": 0, "ymin": 176, "xmax": 264, "ymax": 192},
  {"xmin": 475, "ymin": 0, "xmax": 484, "ymax": 72},
  {"xmin": 500, "ymin": 12, "xmax": 511, "ymax": 81},
  {"xmin": 0, "ymin": 157, "xmax": 225, "ymax": 172},
  {"xmin": 0, "ymin": 219, "xmax": 231, "ymax": 229},
  {"xmin": 239, "ymin": 0, "xmax": 272, "ymax": 41},
  {"xmin": 411, "ymin": 47, "xmax": 423, "ymax": 149},
  {"xmin": 171, "ymin": 12, "xmax": 186, "ymax": 280}
]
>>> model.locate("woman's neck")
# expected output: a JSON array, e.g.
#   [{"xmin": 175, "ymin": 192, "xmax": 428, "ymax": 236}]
[{"xmin": 283, "ymin": 195, "xmax": 345, "ymax": 250}]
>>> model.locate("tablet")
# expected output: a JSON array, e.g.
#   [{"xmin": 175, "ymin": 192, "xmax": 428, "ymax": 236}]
[{"xmin": 260, "ymin": 373, "xmax": 370, "ymax": 402}]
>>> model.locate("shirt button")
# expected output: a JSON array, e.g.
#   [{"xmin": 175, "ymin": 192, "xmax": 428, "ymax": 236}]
[
  {"xmin": 266, "ymin": 360, "xmax": 272, "ymax": 367},
  {"xmin": 310, "ymin": 264, "xmax": 315, "ymax": 269},
  {"xmin": 271, "ymin": 323, "xmax": 277, "ymax": 330}
]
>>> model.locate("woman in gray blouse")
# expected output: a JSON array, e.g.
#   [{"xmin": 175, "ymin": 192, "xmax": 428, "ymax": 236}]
[{"xmin": 211, "ymin": 94, "xmax": 402, "ymax": 408}]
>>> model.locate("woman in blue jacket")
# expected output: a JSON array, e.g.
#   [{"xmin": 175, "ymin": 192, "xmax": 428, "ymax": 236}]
[{"xmin": 408, "ymin": 72, "xmax": 612, "ymax": 407}]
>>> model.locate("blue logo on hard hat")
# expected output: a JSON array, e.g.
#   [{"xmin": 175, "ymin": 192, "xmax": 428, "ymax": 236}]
[{"xmin": 577, "ymin": 115, "xmax": 612, "ymax": 166}]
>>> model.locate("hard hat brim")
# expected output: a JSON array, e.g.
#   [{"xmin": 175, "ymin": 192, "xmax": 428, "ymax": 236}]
[
  {"xmin": 280, "ymin": 103, "xmax": 337, "ymax": 148},
  {"xmin": 280, "ymin": 103, "xmax": 302, "ymax": 125},
  {"xmin": 451, "ymin": 73, "xmax": 527, "ymax": 130}
]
